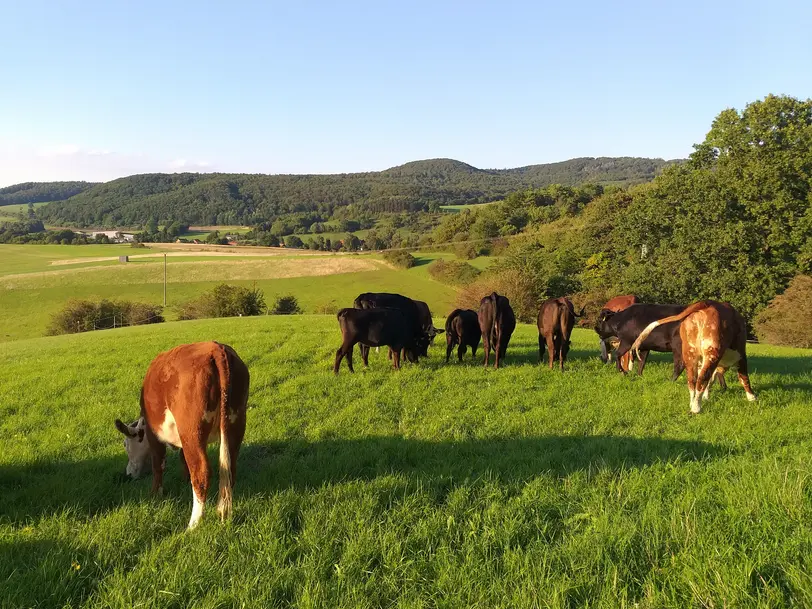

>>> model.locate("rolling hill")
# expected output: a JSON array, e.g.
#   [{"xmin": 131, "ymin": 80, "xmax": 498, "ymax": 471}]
[
  {"xmin": 35, "ymin": 157, "xmax": 676, "ymax": 228},
  {"xmin": 0, "ymin": 181, "xmax": 98, "ymax": 206}
]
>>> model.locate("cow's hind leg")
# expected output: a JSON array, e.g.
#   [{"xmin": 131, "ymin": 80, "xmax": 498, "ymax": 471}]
[
  {"xmin": 546, "ymin": 335, "xmax": 556, "ymax": 369},
  {"xmin": 482, "ymin": 337, "xmax": 491, "ymax": 368},
  {"xmin": 392, "ymin": 349, "xmax": 401, "ymax": 370},
  {"xmin": 179, "ymin": 449, "xmax": 190, "ymax": 482},
  {"xmin": 538, "ymin": 334, "xmax": 545, "ymax": 364},
  {"xmin": 736, "ymin": 352, "xmax": 756, "ymax": 402},
  {"xmin": 446, "ymin": 339, "xmax": 454, "ymax": 363},
  {"xmin": 182, "ymin": 440, "xmax": 210, "ymax": 529},
  {"xmin": 636, "ymin": 350, "xmax": 650, "ymax": 376},
  {"xmin": 458, "ymin": 344, "xmax": 466, "ymax": 362}
]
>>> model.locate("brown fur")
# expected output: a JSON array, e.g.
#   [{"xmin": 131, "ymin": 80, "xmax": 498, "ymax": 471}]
[
  {"xmin": 130, "ymin": 341, "xmax": 248, "ymax": 525},
  {"xmin": 631, "ymin": 300, "xmax": 755, "ymax": 412},
  {"xmin": 537, "ymin": 297, "xmax": 582, "ymax": 371}
]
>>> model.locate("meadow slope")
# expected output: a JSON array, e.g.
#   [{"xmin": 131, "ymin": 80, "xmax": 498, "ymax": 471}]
[{"xmin": 1, "ymin": 316, "xmax": 811, "ymax": 608}]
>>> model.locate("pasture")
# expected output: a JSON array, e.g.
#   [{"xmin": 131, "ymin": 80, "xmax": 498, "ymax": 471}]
[
  {"xmin": 0, "ymin": 245, "xmax": 458, "ymax": 341},
  {"xmin": 0, "ymin": 201, "xmax": 50, "ymax": 222},
  {"xmin": 1, "ymin": 317, "xmax": 811, "ymax": 608}
]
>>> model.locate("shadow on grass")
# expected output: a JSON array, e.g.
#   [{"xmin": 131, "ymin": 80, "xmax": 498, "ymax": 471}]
[{"xmin": 0, "ymin": 434, "xmax": 728, "ymax": 525}]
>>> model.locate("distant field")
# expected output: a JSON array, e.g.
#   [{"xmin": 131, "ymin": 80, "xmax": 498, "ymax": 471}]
[
  {"xmin": 183, "ymin": 226, "xmax": 253, "ymax": 240},
  {"xmin": 440, "ymin": 201, "xmax": 497, "ymax": 212},
  {"xmin": 0, "ymin": 245, "xmax": 458, "ymax": 341},
  {"xmin": 1, "ymin": 316, "xmax": 811, "ymax": 607},
  {"xmin": 0, "ymin": 201, "xmax": 50, "ymax": 222}
]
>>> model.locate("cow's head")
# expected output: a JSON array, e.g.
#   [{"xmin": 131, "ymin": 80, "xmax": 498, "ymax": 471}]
[
  {"xmin": 114, "ymin": 417, "xmax": 151, "ymax": 479},
  {"xmin": 594, "ymin": 309, "xmax": 617, "ymax": 338},
  {"xmin": 414, "ymin": 332, "xmax": 432, "ymax": 357},
  {"xmin": 426, "ymin": 325, "xmax": 444, "ymax": 345}
]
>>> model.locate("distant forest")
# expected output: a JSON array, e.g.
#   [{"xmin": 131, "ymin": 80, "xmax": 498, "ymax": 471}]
[
  {"xmin": 0, "ymin": 181, "xmax": 97, "ymax": 206},
  {"xmin": 34, "ymin": 157, "xmax": 674, "ymax": 228}
]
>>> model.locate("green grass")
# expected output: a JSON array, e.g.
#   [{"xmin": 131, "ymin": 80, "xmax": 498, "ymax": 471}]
[
  {"xmin": 439, "ymin": 202, "xmax": 497, "ymax": 212},
  {"xmin": 1, "ymin": 317, "xmax": 811, "ymax": 608},
  {"xmin": 0, "ymin": 201, "xmax": 50, "ymax": 222},
  {"xmin": 0, "ymin": 246, "xmax": 458, "ymax": 341}
]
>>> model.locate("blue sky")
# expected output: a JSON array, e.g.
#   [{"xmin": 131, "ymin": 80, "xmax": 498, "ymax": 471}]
[{"xmin": 1, "ymin": 0, "xmax": 810, "ymax": 185}]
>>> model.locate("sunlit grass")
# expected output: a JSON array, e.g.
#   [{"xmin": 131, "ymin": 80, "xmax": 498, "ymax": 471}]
[{"xmin": 1, "ymin": 317, "xmax": 811, "ymax": 607}]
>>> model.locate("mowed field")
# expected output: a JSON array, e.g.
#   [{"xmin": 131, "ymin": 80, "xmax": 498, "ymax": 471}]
[
  {"xmin": 0, "ymin": 202, "xmax": 50, "ymax": 222},
  {"xmin": 0, "ymin": 245, "xmax": 459, "ymax": 341},
  {"xmin": 1, "ymin": 316, "xmax": 811, "ymax": 608}
]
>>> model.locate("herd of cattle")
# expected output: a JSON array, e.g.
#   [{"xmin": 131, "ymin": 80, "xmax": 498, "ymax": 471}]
[{"xmin": 114, "ymin": 290, "xmax": 757, "ymax": 529}]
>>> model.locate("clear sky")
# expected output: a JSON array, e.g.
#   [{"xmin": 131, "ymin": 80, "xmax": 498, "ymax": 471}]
[{"xmin": 1, "ymin": 0, "xmax": 811, "ymax": 185}]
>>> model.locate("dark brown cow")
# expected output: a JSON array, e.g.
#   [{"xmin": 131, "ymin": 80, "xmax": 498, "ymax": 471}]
[
  {"xmin": 631, "ymin": 300, "xmax": 756, "ymax": 414},
  {"xmin": 478, "ymin": 292, "xmax": 516, "ymax": 368},
  {"xmin": 115, "ymin": 342, "xmax": 249, "ymax": 529},
  {"xmin": 445, "ymin": 308, "xmax": 481, "ymax": 362},
  {"xmin": 537, "ymin": 297, "xmax": 583, "ymax": 371},
  {"xmin": 598, "ymin": 294, "xmax": 639, "ymax": 369}
]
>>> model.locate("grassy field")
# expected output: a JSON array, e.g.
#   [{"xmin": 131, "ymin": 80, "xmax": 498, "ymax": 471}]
[
  {"xmin": 0, "ymin": 245, "xmax": 459, "ymax": 341},
  {"xmin": 0, "ymin": 201, "xmax": 50, "ymax": 222},
  {"xmin": 1, "ymin": 316, "xmax": 811, "ymax": 608}
]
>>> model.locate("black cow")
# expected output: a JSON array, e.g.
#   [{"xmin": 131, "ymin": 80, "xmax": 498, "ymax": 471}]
[
  {"xmin": 537, "ymin": 297, "xmax": 583, "ymax": 371},
  {"xmin": 353, "ymin": 292, "xmax": 439, "ymax": 360},
  {"xmin": 478, "ymin": 292, "xmax": 516, "ymax": 368},
  {"xmin": 334, "ymin": 308, "xmax": 428, "ymax": 374},
  {"xmin": 444, "ymin": 309, "xmax": 481, "ymax": 363},
  {"xmin": 594, "ymin": 303, "xmax": 705, "ymax": 382}
]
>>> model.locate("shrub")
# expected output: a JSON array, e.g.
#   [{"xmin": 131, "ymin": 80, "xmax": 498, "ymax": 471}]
[
  {"xmin": 48, "ymin": 299, "xmax": 163, "ymax": 335},
  {"xmin": 314, "ymin": 300, "xmax": 340, "ymax": 315},
  {"xmin": 271, "ymin": 295, "xmax": 303, "ymax": 315},
  {"xmin": 454, "ymin": 268, "xmax": 540, "ymax": 323},
  {"xmin": 382, "ymin": 250, "xmax": 416, "ymax": 269},
  {"xmin": 427, "ymin": 259, "xmax": 481, "ymax": 286},
  {"xmin": 177, "ymin": 284, "xmax": 267, "ymax": 320},
  {"xmin": 754, "ymin": 275, "xmax": 812, "ymax": 348},
  {"xmin": 130, "ymin": 242, "xmax": 147, "ymax": 248}
]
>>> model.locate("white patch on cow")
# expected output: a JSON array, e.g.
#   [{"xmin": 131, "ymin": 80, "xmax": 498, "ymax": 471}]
[
  {"xmin": 746, "ymin": 391, "xmax": 757, "ymax": 402},
  {"xmin": 188, "ymin": 488, "xmax": 205, "ymax": 529},
  {"xmin": 228, "ymin": 413, "xmax": 239, "ymax": 424},
  {"xmin": 202, "ymin": 410, "xmax": 216, "ymax": 423},
  {"xmin": 689, "ymin": 388, "xmax": 702, "ymax": 414},
  {"xmin": 701, "ymin": 384, "xmax": 710, "ymax": 400},
  {"xmin": 155, "ymin": 409, "xmax": 182, "ymax": 448}
]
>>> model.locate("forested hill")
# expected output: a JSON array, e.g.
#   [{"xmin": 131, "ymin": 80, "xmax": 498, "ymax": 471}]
[
  {"xmin": 0, "ymin": 181, "xmax": 97, "ymax": 206},
  {"xmin": 37, "ymin": 157, "xmax": 673, "ymax": 227}
]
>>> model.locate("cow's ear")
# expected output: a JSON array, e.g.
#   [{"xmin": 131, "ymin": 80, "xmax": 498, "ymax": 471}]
[{"xmin": 115, "ymin": 419, "xmax": 135, "ymax": 437}]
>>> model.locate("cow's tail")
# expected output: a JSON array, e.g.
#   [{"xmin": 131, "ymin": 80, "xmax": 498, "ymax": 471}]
[
  {"xmin": 631, "ymin": 302, "xmax": 708, "ymax": 360},
  {"xmin": 213, "ymin": 342, "xmax": 234, "ymax": 520},
  {"xmin": 446, "ymin": 309, "xmax": 462, "ymax": 341}
]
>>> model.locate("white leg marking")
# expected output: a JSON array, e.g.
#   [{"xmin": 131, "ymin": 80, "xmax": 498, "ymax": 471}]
[
  {"xmin": 702, "ymin": 384, "xmax": 710, "ymax": 400},
  {"xmin": 746, "ymin": 392, "xmax": 757, "ymax": 402},
  {"xmin": 689, "ymin": 388, "xmax": 701, "ymax": 414},
  {"xmin": 188, "ymin": 489, "xmax": 205, "ymax": 529}
]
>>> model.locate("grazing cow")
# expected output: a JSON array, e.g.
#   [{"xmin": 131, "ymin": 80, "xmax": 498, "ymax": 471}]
[
  {"xmin": 445, "ymin": 308, "xmax": 481, "ymax": 362},
  {"xmin": 114, "ymin": 341, "xmax": 249, "ymax": 529},
  {"xmin": 631, "ymin": 300, "xmax": 755, "ymax": 414},
  {"xmin": 478, "ymin": 292, "xmax": 516, "ymax": 368},
  {"xmin": 334, "ymin": 307, "xmax": 428, "ymax": 373},
  {"xmin": 353, "ymin": 292, "xmax": 438, "ymax": 359},
  {"xmin": 594, "ymin": 303, "xmax": 689, "ymax": 378},
  {"xmin": 597, "ymin": 294, "xmax": 640, "ymax": 368},
  {"xmin": 537, "ymin": 297, "xmax": 584, "ymax": 371}
]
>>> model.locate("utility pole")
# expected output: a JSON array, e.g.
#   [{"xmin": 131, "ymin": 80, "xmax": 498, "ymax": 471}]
[{"xmin": 163, "ymin": 253, "xmax": 167, "ymax": 307}]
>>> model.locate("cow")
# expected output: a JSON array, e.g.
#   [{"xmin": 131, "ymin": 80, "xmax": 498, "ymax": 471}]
[
  {"xmin": 594, "ymin": 303, "xmax": 688, "ymax": 378},
  {"xmin": 334, "ymin": 307, "xmax": 429, "ymax": 373},
  {"xmin": 445, "ymin": 308, "xmax": 481, "ymax": 362},
  {"xmin": 537, "ymin": 297, "xmax": 584, "ymax": 371},
  {"xmin": 597, "ymin": 294, "xmax": 640, "ymax": 369},
  {"xmin": 631, "ymin": 300, "xmax": 755, "ymax": 414},
  {"xmin": 478, "ymin": 292, "xmax": 516, "ymax": 368},
  {"xmin": 114, "ymin": 342, "xmax": 249, "ymax": 529},
  {"xmin": 353, "ymin": 292, "xmax": 439, "ymax": 359}
]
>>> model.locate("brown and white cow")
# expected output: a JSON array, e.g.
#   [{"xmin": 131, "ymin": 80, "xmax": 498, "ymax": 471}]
[
  {"xmin": 631, "ymin": 300, "xmax": 755, "ymax": 414},
  {"xmin": 597, "ymin": 294, "xmax": 639, "ymax": 370},
  {"xmin": 115, "ymin": 341, "xmax": 249, "ymax": 529}
]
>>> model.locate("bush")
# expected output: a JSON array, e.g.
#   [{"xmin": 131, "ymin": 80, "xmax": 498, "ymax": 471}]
[
  {"xmin": 130, "ymin": 242, "xmax": 147, "ymax": 248},
  {"xmin": 454, "ymin": 268, "xmax": 540, "ymax": 323},
  {"xmin": 271, "ymin": 295, "xmax": 303, "ymax": 315},
  {"xmin": 314, "ymin": 300, "xmax": 340, "ymax": 315},
  {"xmin": 754, "ymin": 275, "xmax": 812, "ymax": 348},
  {"xmin": 427, "ymin": 259, "xmax": 481, "ymax": 286},
  {"xmin": 48, "ymin": 299, "xmax": 163, "ymax": 335},
  {"xmin": 177, "ymin": 284, "xmax": 267, "ymax": 320},
  {"xmin": 382, "ymin": 250, "xmax": 416, "ymax": 269}
]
